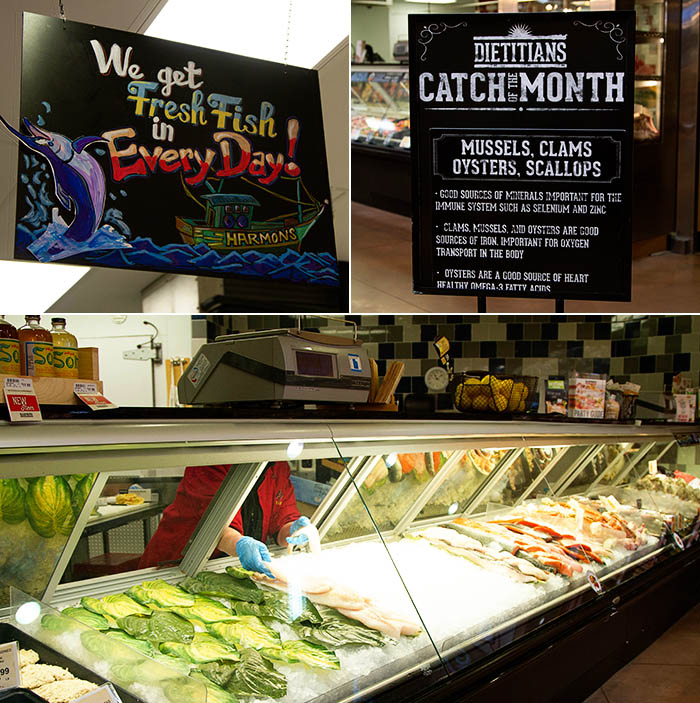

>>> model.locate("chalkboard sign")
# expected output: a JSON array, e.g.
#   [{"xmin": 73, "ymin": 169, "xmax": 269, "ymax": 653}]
[
  {"xmin": 409, "ymin": 12, "xmax": 634, "ymax": 301},
  {"xmin": 3, "ymin": 13, "xmax": 338, "ymax": 288}
]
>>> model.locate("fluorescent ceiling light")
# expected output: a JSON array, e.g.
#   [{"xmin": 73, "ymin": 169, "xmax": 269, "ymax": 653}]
[
  {"xmin": 0, "ymin": 261, "xmax": 88, "ymax": 312},
  {"xmin": 404, "ymin": 0, "xmax": 457, "ymax": 3},
  {"xmin": 147, "ymin": 0, "xmax": 349, "ymax": 69}
]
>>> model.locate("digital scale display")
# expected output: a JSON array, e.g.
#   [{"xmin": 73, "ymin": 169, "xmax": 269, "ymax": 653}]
[{"xmin": 295, "ymin": 350, "xmax": 335, "ymax": 377}]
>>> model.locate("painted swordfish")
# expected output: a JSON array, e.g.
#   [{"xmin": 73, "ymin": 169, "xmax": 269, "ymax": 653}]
[{"xmin": 0, "ymin": 115, "xmax": 106, "ymax": 247}]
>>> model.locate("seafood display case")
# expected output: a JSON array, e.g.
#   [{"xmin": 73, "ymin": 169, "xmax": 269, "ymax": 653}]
[
  {"xmin": 351, "ymin": 65, "xmax": 412, "ymax": 216},
  {"xmin": 2, "ymin": 414, "xmax": 700, "ymax": 703}
]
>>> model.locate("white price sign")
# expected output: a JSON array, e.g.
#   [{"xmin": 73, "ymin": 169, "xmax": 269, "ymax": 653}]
[
  {"xmin": 3, "ymin": 378, "xmax": 41, "ymax": 422},
  {"xmin": 73, "ymin": 383, "xmax": 118, "ymax": 411},
  {"xmin": 70, "ymin": 682, "xmax": 122, "ymax": 703},
  {"xmin": 74, "ymin": 382, "xmax": 98, "ymax": 394},
  {"xmin": 0, "ymin": 641, "xmax": 20, "ymax": 690}
]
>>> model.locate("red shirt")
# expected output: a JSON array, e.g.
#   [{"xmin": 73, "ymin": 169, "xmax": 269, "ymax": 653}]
[{"xmin": 138, "ymin": 462, "xmax": 300, "ymax": 569}]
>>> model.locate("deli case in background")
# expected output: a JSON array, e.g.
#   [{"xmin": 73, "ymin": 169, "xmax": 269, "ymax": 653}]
[
  {"xmin": 2, "ymin": 412, "xmax": 700, "ymax": 703},
  {"xmin": 352, "ymin": 0, "xmax": 687, "ymax": 249}
]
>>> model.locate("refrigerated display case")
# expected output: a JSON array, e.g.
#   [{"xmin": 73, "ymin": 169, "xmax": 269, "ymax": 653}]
[
  {"xmin": 351, "ymin": 64, "xmax": 412, "ymax": 215},
  {"xmin": 2, "ymin": 412, "xmax": 700, "ymax": 703},
  {"xmin": 634, "ymin": 0, "xmax": 666, "ymax": 141},
  {"xmin": 351, "ymin": 68, "xmax": 411, "ymax": 150}
]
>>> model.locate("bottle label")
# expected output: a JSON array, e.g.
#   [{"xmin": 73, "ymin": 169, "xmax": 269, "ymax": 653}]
[
  {"xmin": 0, "ymin": 339, "xmax": 21, "ymax": 375},
  {"xmin": 24, "ymin": 342, "xmax": 53, "ymax": 377},
  {"xmin": 53, "ymin": 346, "xmax": 79, "ymax": 378}
]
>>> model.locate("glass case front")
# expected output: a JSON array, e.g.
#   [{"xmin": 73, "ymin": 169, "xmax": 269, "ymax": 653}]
[
  {"xmin": 351, "ymin": 67, "xmax": 411, "ymax": 150},
  {"xmin": 3, "ymin": 420, "xmax": 700, "ymax": 703},
  {"xmin": 634, "ymin": 0, "xmax": 666, "ymax": 141}
]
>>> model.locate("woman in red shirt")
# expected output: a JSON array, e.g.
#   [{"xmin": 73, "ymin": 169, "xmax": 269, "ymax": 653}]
[{"xmin": 139, "ymin": 462, "xmax": 312, "ymax": 577}]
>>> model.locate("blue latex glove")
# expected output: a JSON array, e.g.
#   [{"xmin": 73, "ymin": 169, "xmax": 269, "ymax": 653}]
[
  {"xmin": 236, "ymin": 536, "xmax": 274, "ymax": 579},
  {"xmin": 286, "ymin": 516, "xmax": 311, "ymax": 546}
]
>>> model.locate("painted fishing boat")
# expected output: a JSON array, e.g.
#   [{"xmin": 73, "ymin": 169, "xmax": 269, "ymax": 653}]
[{"xmin": 175, "ymin": 193, "xmax": 326, "ymax": 253}]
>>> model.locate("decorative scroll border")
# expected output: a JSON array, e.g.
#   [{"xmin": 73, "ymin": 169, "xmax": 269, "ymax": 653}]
[
  {"xmin": 573, "ymin": 20, "xmax": 627, "ymax": 60},
  {"xmin": 418, "ymin": 21, "xmax": 468, "ymax": 61}
]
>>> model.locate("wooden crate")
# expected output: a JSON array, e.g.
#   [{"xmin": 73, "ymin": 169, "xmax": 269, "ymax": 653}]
[
  {"xmin": 1, "ymin": 375, "xmax": 104, "ymax": 405},
  {"xmin": 78, "ymin": 347, "xmax": 100, "ymax": 380}
]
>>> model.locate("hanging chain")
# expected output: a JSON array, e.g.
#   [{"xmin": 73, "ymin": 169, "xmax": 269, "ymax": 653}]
[
  {"xmin": 283, "ymin": 0, "xmax": 293, "ymax": 65},
  {"xmin": 58, "ymin": 0, "xmax": 66, "ymax": 24}
]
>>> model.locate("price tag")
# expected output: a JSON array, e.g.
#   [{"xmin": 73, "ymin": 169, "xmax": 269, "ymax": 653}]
[
  {"xmin": 70, "ymin": 683, "xmax": 122, "ymax": 703},
  {"xmin": 0, "ymin": 641, "xmax": 20, "ymax": 690},
  {"xmin": 586, "ymin": 571, "xmax": 604, "ymax": 595},
  {"xmin": 74, "ymin": 383, "xmax": 118, "ymax": 411},
  {"xmin": 3, "ymin": 378, "xmax": 41, "ymax": 422},
  {"xmin": 648, "ymin": 459, "xmax": 658, "ymax": 475},
  {"xmin": 673, "ymin": 532, "xmax": 685, "ymax": 551}
]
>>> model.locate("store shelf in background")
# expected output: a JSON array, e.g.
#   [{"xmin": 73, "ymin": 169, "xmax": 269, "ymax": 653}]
[{"xmin": 0, "ymin": 375, "xmax": 104, "ymax": 405}]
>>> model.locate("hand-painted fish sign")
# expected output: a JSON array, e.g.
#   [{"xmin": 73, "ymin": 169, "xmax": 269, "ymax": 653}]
[{"xmin": 1, "ymin": 116, "xmax": 106, "ymax": 246}]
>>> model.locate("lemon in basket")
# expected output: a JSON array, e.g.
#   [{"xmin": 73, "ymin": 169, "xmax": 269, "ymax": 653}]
[
  {"xmin": 491, "ymin": 378, "xmax": 506, "ymax": 394},
  {"xmin": 472, "ymin": 394, "xmax": 489, "ymax": 411},
  {"xmin": 507, "ymin": 389, "xmax": 522, "ymax": 412},
  {"xmin": 489, "ymin": 393, "xmax": 508, "ymax": 412},
  {"xmin": 518, "ymin": 399, "xmax": 526, "ymax": 412},
  {"xmin": 514, "ymin": 382, "xmax": 529, "ymax": 400},
  {"xmin": 455, "ymin": 383, "xmax": 472, "ymax": 410}
]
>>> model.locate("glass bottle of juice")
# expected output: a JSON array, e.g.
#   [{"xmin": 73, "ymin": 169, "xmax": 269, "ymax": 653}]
[
  {"xmin": 18, "ymin": 315, "xmax": 54, "ymax": 377},
  {"xmin": 0, "ymin": 315, "xmax": 21, "ymax": 375},
  {"xmin": 50, "ymin": 318, "xmax": 79, "ymax": 379}
]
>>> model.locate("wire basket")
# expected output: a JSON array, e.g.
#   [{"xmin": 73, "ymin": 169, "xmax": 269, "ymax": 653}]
[{"xmin": 451, "ymin": 372, "xmax": 538, "ymax": 414}]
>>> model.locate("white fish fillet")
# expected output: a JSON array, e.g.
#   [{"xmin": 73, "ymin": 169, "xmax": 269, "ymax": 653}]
[
  {"xmin": 420, "ymin": 526, "xmax": 483, "ymax": 550},
  {"xmin": 417, "ymin": 528, "xmax": 548, "ymax": 582},
  {"xmin": 254, "ymin": 561, "xmax": 333, "ymax": 594},
  {"xmin": 307, "ymin": 586, "xmax": 368, "ymax": 611},
  {"xmin": 337, "ymin": 606, "xmax": 402, "ymax": 639},
  {"xmin": 254, "ymin": 557, "xmax": 421, "ymax": 637}
]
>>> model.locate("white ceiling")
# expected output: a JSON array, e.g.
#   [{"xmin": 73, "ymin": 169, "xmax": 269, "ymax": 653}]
[{"xmin": 147, "ymin": 0, "xmax": 349, "ymax": 68}]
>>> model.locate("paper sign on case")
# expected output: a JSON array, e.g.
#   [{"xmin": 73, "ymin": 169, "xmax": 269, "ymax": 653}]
[
  {"xmin": 3, "ymin": 377, "xmax": 42, "ymax": 422},
  {"xmin": 74, "ymin": 382, "xmax": 118, "ymax": 411},
  {"xmin": 0, "ymin": 641, "xmax": 21, "ymax": 690},
  {"xmin": 69, "ymin": 682, "xmax": 123, "ymax": 703}
]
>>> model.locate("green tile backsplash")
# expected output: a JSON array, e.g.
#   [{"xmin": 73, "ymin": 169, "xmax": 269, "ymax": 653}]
[{"xmin": 202, "ymin": 315, "xmax": 700, "ymax": 411}]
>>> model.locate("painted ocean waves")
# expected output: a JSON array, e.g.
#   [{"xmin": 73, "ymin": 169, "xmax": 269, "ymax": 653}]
[{"xmin": 15, "ymin": 153, "xmax": 339, "ymax": 286}]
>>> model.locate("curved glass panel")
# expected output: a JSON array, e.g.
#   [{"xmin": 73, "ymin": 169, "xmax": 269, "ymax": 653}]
[
  {"xmin": 0, "ymin": 473, "xmax": 99, "ymax": 606},
  {"xmin": 324, "ymin": 450, "xmax": 458, "ymax": 541},
  {"xmin": 418, "ymin": 448, "xmax": 512, "ymax": 520},
  {"xmin": 468, "ymin": 445, "xmax": 568, "ymax": 516}
]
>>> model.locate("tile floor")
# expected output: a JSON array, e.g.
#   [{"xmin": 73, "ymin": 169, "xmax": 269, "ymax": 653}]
[
  {"xmin": 583, "ymin": 603, "xmax": 700, "ymax": 703},
  {"xmin": 351, "ymin": 203, "xmax": 700, "ymax": 313}
]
